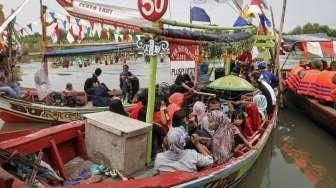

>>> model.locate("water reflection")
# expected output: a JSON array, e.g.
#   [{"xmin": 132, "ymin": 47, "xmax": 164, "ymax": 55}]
[{"xmin": 239, "ymin": 103, "xmax": 336, "ymax": 188}]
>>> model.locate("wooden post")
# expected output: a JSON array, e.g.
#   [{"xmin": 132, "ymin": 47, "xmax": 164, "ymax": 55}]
[
  {"xmin": 275, "ymin": 0, "xmax": 288, "ymax": 108},
  {"xmin": 40, "ymin": 0, "xmax": 47, "ymax": 52}
]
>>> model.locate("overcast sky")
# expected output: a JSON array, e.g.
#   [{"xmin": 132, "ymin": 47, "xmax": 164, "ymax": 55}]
[{"xmin": 0, "ymin": 0, "xmax": 335, "ymax": 32}]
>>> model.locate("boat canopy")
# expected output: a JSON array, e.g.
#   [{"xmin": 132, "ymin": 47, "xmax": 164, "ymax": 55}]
[
  {"xmin": 282, "ymin": 33, "xmax": 336, "ymax": 57},
  {"xmin": 43, "ymin": 44, "xmax": 138, "ymax": 58}
]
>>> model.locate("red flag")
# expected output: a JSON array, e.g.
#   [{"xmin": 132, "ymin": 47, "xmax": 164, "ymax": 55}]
[{"xmin": 66, "ymin": 15, "xmax": 71, "ymax": 23}]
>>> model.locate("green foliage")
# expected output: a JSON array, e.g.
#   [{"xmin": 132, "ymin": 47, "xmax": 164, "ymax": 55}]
[{"xmin": 288, "ymin": 23, "xmax": 336, "ymax": 37}]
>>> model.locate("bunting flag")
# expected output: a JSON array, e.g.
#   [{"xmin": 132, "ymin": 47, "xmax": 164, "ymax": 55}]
[
  {"xmin": 251, "ymin": 0, "xmax": 269, "ymax": 9},
  {"xmin": 66, "ymin": 15, "xmax": 71, "ymax": 23},
  {"xmin": 75, "ymin": 18, "xmax": 80, "ymax": 26},
  {"xmin": 233, "ymin": 6, "xmax": 253, "ymax": 27},
  {"xmin": 27, "ymin": 23, "xmax": 33, "ymax": 31},
  {"xmin": 66, "ymin": 26, "xmax": 75, "ymax": 43},
  {"xmin": 259, "ymin": 14, "xmax": 271, "ymax": 27},
  {"xmin": 51, "ymin": 23, "xmax": 59, "ymax": 43},
  {"xmin": 62, "ymin": 20, "xmax": 67, "ymax": 30},
  {"xmin": 190, "ymin": 7, "xmax": 211, "ymax": 23},
  {"xmin": 77, "ymin": 25, "xmax": 84, "ymax": 42},
  {"xmin": 49, "ymin": 12, "xmax": 56, "ymax": 21}
]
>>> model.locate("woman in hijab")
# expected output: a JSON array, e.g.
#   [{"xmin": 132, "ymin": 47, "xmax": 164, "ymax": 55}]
[
  {"xmin": 154, "ymin": 127, "xmax": 213, "ymax": 173},
  {"xmin": 207, "ymin": 110, "xmax": 234, "ymax": 164},
  {"xmin": 167, "ymin": 92, "xmax": 184, "ymax": 123},
  {"xmin": 253, "ymin": 94, "xmax": 267, "ymax": 120},
  {"xmin": 192, "ymin": 101, "xmax": 210, "ymax": 133}
]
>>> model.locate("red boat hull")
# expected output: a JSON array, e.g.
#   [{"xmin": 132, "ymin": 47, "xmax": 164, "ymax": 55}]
[{"xmin": 0, "ymin": 111, "xmax": 48, "ymax": 123}]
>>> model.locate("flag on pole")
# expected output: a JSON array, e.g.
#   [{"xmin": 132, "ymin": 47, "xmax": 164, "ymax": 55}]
[{"xmin": 190, "ymin": 7, "xmax": 211, "ymax": 23}]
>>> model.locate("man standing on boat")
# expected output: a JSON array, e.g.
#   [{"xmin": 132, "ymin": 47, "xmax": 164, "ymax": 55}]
[{"xmin": 119, "ymin": 64, "xmax": 134, "ymax": 103}]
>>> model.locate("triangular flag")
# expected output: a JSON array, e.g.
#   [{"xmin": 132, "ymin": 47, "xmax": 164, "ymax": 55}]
[
  {"xmin": 51, "ymin": 23, "xmax": 59, "ymax": 43},
  {"xmin": 66, "ymin": 15, "xmax": 71, "ymax": 23},
  {"xmin": 259, "ymin": 14, "xmax": 271, "ymax": 27},
  {"xmin": 89, "ymin": 21, "xmax": 94, "ymax": 30},
  {"xmin": 233, "ymin": 16, "xmax": 249, "ymax": 27},
  {"xmin": 75, "ymin": 18, "xmax": 80, "ymax": 26},
  {"xmin": 190, "ymin": 7, "xmax": 211, "ymax": 23},
  {"xmin": 49, "ymin": 12, "xmax": 56, "ymax": 20},
  {"xmin": 77, "ymin": 25, "xmax": 84, "ymax": 43},
  {"xmin": 62, "ymin": 20, "xmax": 67, "ymax": 30},
  {"xmin": 27, "ymin": 23, "xmax": 33, "ymax": 31},
  {"xmin": 19, "ymin": 28, "xmax": 24, "ymax": 35},
  {"xmin": 66, "ymin": 26, "xmax": 75, "ymax": 43}
]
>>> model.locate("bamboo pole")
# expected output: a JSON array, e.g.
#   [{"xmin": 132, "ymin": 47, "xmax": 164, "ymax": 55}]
[
  {"xmin": 276, "ymin": 0, "xmax": 288, "ymax": 108},
  {"xmin": 145, "ymin": 21, "xmax": 161, "ymax": 165},
  {"xmin": 160, "ymin": 19, "xmax": 253, "ymax": 31}
]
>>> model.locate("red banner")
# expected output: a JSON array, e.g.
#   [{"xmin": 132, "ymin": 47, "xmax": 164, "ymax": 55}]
[{"xmin": 169, "ymin": 43, "xmax": 199, "ymax": 61}]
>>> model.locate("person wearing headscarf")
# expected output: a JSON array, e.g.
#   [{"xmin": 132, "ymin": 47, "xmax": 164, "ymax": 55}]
[
  {"xmin": 253, "ymin": 94, "xmax": 267, "ymax": 120},
  {"xmin": 167, "ymin": 92, "xmax": 184, "ymax": 123},
  {"xmin": 207, "ymin": 110, "xmax": 234, "ymax": 164},
  {"xmin": 192, "ymin": 101, "xmax": 210, "ymax": 133},
  {"xmin": 154, "ymin": 127, "xmax": 213, "ymax": 173},
  {"xmin": 245, "ymin": 102, "xmax": 262, "ymax": 132}
]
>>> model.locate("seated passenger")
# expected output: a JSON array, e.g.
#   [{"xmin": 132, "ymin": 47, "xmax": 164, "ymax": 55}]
[
  {"xmin": 256, "ymin": 61, "xmax": 279, "ymax": 88},
  {"xmin": 330, "ymin": 61, "xmax": 336, "ymax": 71},
  {"xmin": 207, "ymin": 97, "xmax": 221, "ymax": 111},
  {"xmin": 167, "ymin": 92, "xmax": 184, "ymax": 122},
  {"xmin": 192, "ymin": 101, "xmax": 210, "ymax": 134},
  {"xmin": 64, "ymin": 82, "xmax": 73, "ymax": 93},
  {"xmin": 129, "ymin": 89, "xmax": 147, "ymax": 120},
  {"xmin": 249, "ymin": 72, "xmax": 276, "ymax": 114},
  {"xmin": 253, "ymin": 94, "xmax": 267, "ymax": 120},
  {"xmin": 207, "ymin": 110, "xmax": 234, "ymax": 164},
  {"xmin": 87, "ymin": 82, "xmax": 112, "ymax": 107},
  {"xmin": 231, "ymin": 110, "xmax": 253, "ymax": 149},
  {"xmin": 245, "ymin": 102, "xmax": 262, "ymax": 132},
  {"xmin": 154, "ymin": 127, "xmax": 213, "ymax": 173},
  {"xmin": 109, "ymin": 98, "xmax": 128, "ymax": 116}
]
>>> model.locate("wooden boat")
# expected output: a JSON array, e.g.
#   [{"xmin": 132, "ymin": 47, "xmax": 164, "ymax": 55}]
[
  {"xmin": 285, "ymin": 90, "xmax": 336, "ymax": 136},
  {"xmin": 0, "ymin": 93, "xmax": 109, "ymax": 124},
  {"xmin": 0, "ymin": 44, "xmax": 136, "ymax": 124},
  {"xmin": 0, "ymin": 107, "xmax": 277, "ymax": 188}
]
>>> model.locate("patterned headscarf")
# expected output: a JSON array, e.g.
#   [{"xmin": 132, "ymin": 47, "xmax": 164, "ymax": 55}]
[
  {"xmin": 193, "ymin": 101, "xmax": 207, "ymax": 125},
  {"xmin": 253, "ymin": 94, "xmax": 267, "ymax": 120},
  {"xmin": 208, "ymin": 110, "xmax": 234, "ymax": 164},
  {"xmin": 165, "ymin": 127, "xmax": 186, "ymax": 160}
]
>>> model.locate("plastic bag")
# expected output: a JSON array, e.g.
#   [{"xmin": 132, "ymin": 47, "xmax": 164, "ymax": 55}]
[{"xmin": 34, "ymin": 67, "xmax": 52, "ymax": 100}]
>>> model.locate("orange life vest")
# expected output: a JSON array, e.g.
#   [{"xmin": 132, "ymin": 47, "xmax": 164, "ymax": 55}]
[
  {"xmin": 314, "ymin": 71, "xmax": 336, "ymax": 102},
  {"xmin": 285, "ymin": 66, "xmax": 305, "ymax": 92},
  {"xmin": 297, "ymin": 69, "xmax": 320, "ymax": 97}
]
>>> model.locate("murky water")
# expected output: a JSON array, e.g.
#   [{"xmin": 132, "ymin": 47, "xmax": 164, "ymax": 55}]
[{"xmin": 1, "ymin": 62, "xmax": 336, "ymax": 188}]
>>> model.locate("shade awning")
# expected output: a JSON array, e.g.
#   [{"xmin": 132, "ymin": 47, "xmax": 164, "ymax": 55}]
[
  {"xmin": 43, "ymin": 44, "xmax": 138, "ymax": 58},
  {"xmin": 206, "ymin": 75, "xmax": 255, "ymax": 91}
]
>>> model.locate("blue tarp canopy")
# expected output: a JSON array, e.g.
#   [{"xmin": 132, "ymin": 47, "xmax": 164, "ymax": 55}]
[{"xmin": 43, "ymin": 44, "xmax": 138, "ymax": 58}]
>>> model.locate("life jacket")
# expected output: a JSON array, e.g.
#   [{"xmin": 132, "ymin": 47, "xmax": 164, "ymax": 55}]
[
  {"xmin": 297, "ymin": 69, "xmax": 320, "ymax": 97},
  {"xmin": 314, "ymin": 71, "xmax": 336, "ymax": 102},
  {"xmin": 285, "ymin": 66, "xmax": 305, "ymax": 92}
]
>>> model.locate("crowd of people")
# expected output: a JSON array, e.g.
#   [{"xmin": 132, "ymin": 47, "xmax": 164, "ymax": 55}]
[{"xmin": 91, "ymin": 58, "xmax": 278, "ymax": 174}]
